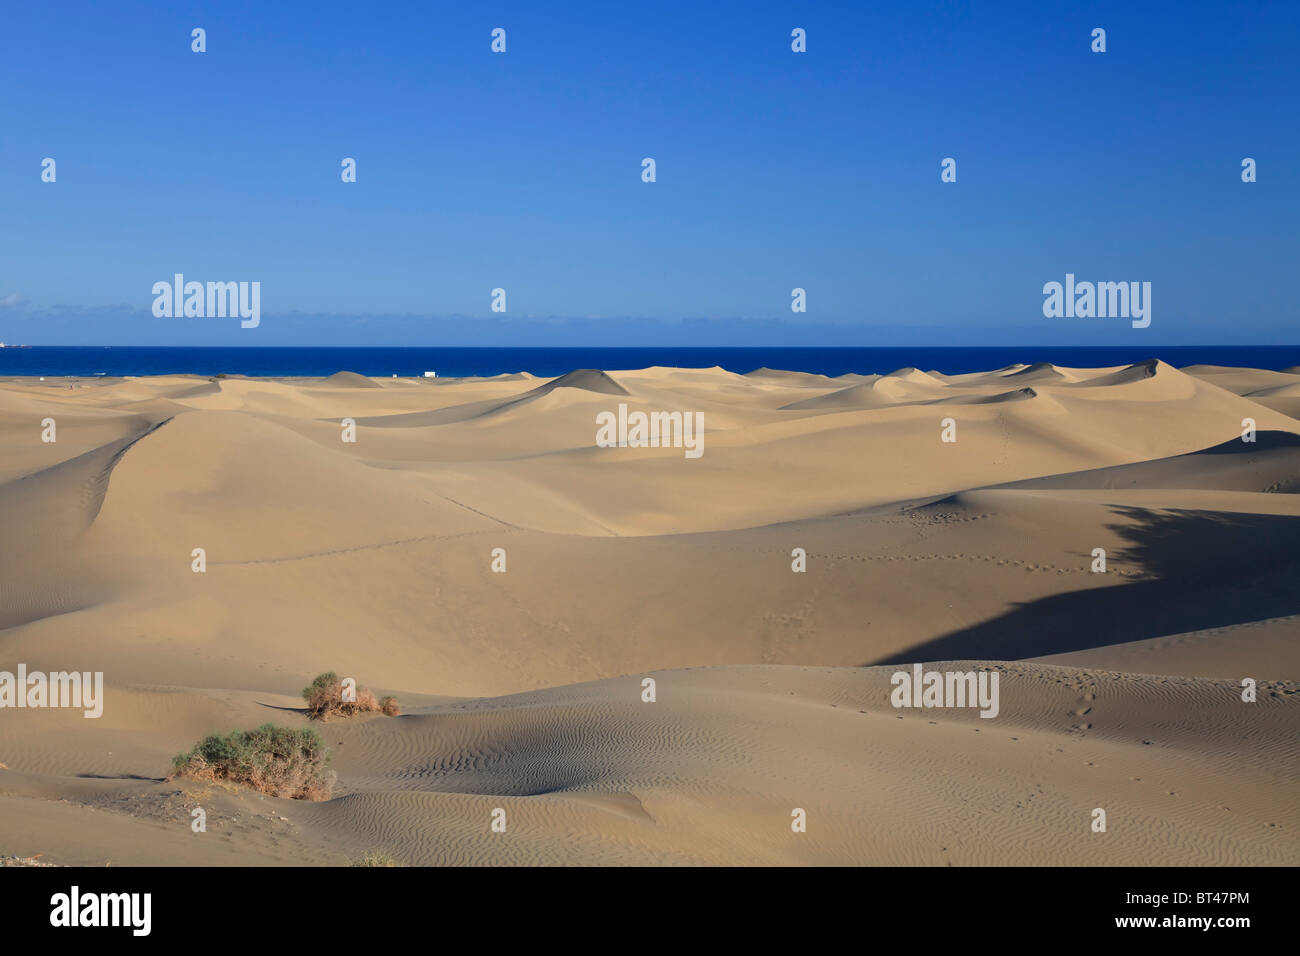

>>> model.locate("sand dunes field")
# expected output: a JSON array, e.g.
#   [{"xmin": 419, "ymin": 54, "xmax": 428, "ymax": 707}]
[{"xmin": 0, "ymin": 360, "xmax": 1297, "ymax": 866}]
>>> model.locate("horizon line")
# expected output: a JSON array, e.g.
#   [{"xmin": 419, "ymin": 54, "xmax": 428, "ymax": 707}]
[{"xmin": 7, "ymin": 344, "xmax": 1300, "ymax": 350}]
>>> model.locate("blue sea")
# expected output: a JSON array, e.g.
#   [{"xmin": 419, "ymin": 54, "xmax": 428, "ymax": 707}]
[{"xmin": 2, "ymin": 346, "xmax": 1299, "ymax": 379}]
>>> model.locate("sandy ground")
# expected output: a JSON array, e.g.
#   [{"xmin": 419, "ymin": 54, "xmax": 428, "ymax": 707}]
[{"xmin": 0, "ymin": 359, "xmax": 1296, "ymax": 865}]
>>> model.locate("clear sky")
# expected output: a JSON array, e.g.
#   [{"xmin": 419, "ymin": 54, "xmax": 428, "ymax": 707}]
[{"xmin": 1, "ymin": 0, "xmax": 1296, "ymax": 346}]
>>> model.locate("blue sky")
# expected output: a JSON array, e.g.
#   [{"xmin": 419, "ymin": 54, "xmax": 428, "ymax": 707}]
[{"xmin": 1, "ymin": 0, "xmax": 1296, "ymax": 345}]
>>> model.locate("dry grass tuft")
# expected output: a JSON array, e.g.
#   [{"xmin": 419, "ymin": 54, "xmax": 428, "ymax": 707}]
[
  {"xmin": 351, "ymin": 850, "xmax": 402, "ymax": 867},
  {"xmin": 302, "ymin": 672, "xmax": 399, "ymax": 721}
]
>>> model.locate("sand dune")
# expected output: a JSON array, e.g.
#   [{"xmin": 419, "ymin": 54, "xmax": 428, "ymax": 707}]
[
  {"xmin": 933, "ymin": 386, "xmax": 1039, "ymax": 405},
  {"xmin": 779, "ymin": 377, "xmax": 895, "ymax": 410},
  {"xmin": 1245, "ymin": 382, "xmax": 1300, "ymax": 398},
  {"xmin": 0, "ymin": 361, "xmax": 1296, "ymax": 866},
  {"xmin": 744, "ymin": 366, "xmax": 840, "ymax": 387},
  {"xmin": 530, "ymin": 368, "xmax": 628, "ymax": 396},
  {"xmin": 992, "ymin": 430, "xmax": 1300, "ymax": 494},
  {"xmin": 0, "ymin": 663, "xmax": 1292, "ymax": 866},
  {"xmin": 1002, "ymin": 362, "xmax": 1079, "ymax": 384},
  {"xmin": 1066, "ymin": 358, "xmax": 1161, "ymax": 388},
  {"xmin": 317, "ymin": 370, "xmax": 382, "ymax": 389}
]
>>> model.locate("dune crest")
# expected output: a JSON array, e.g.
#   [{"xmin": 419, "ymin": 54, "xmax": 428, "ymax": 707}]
[{"xmin": 317, "ymin": 370, "xmax": 382, "ymax": 389}]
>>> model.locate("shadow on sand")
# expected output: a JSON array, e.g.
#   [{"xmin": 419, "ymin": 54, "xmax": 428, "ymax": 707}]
[{"xmin": 868, "ymin": 506, "xmax": 1300, "ymax": 665}]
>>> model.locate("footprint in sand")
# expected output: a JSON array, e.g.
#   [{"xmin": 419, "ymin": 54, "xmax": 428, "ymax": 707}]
[{"xmin": 1067, "ymin": 692, "xmax": 1096, "ymax": 732}]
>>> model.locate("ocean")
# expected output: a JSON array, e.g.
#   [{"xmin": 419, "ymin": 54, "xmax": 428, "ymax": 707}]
[{"xmin": 2, "ymin": 346, "xmax": 1299, "ymax": 379}]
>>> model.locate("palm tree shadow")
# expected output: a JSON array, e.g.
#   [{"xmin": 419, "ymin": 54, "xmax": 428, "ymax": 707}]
[{"xmin": 868, "ymin": 506, "xmax": 1300, "ymax": 665}]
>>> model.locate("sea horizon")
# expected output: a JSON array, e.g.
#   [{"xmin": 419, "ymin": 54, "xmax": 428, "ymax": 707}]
[{"xmin": 4, "ymin": 344, "xmax": 1300, "ymax": 379}]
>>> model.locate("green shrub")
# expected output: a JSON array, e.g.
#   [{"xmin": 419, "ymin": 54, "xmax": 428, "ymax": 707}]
[{"xmin": 170, "ymin": 723, "xmax": 332, "ymax": 800}]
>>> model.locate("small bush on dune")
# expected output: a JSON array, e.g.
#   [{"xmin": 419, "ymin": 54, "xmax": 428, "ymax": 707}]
[
  {"xmin": 351, "ymin": 850, "xmax": 402, "ymax": 867},
  {"xmin": 170, "ymin": 723, "xmax": 332, "ymax": 800},
  {"xmin": 302, "ymin": 672, "xmax": 399, "ymax": 721}
]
